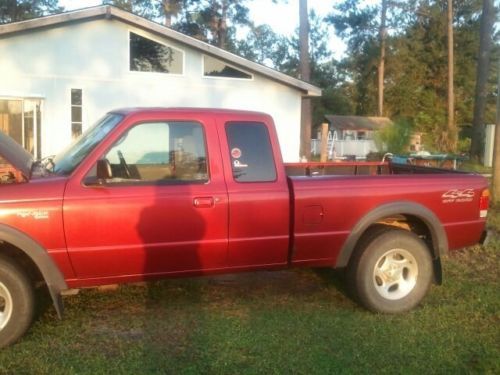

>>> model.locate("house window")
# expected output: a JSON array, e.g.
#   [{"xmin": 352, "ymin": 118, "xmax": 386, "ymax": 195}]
[
  {"xmin": 344, "ymin": 130, "xmax": 355, "ymax": 140},
  {"xmin": 130, "ymin": 32, "xmax": 183, "ymax": 74},
  {"xmin": 203, "ymin": 55, "xmax": 252, "ymax": 79},
  {"xmin": 71, "ymin": 89, "xmax": 83, "ymax": 139}
]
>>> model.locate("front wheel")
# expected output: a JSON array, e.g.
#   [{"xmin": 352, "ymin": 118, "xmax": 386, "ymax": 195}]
[
  {"xmin": 348, "ymin": 229, "xmax": 433, "ymax": 313},
  {"xmin": 0, "ymin": 256, "xmax": 35, "ymax": 348}
]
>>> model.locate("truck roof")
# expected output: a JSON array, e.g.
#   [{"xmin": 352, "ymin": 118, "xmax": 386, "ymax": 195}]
[{"xmin": 110, "ymin": 107, "xmax": 270, "ymax": 118}]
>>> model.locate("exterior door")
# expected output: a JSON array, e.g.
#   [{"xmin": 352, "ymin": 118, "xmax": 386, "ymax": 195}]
[
  {"xmin": 63, "ymin": 118, "xmax": 228, "ymax": 282},
  {"xmin": 0, "ymin": 98, "xmax": 42, "ymax": 159},
  {"xmin": 216, "ymin": 113, "xmax": 290, "ymax": 268}
]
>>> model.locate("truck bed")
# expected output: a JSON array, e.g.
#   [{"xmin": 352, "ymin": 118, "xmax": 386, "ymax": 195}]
[
  {"xmin": 286, "ymin": 162, "xmax": 486, "ymax": 268},
  {"xmin": 284, "ymin": 161, "xmax": 468, "ymax": 177}
]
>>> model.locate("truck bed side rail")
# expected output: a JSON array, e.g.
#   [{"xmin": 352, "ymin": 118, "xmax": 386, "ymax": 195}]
[
  {"xmin": 390, "ymin": 162, "xmax": 468, "ymax": 175},
  {"xmin": 284, "ymin": 162, "xmax": 390, "ymax": 177}
]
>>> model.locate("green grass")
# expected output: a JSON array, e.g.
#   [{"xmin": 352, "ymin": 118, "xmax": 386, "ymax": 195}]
[{"xmin": 0, "ymin": 210, "xmax": 498, "ymax": 374}]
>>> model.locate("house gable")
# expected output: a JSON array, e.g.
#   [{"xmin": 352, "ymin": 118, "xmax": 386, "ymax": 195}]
[
  {"xmin": 0, "ymin": 13, "xmax": 308, "ymax": 161},
  {"xmin": 0, "ymin": 5, "xmax": 320, "ymax": 97}
]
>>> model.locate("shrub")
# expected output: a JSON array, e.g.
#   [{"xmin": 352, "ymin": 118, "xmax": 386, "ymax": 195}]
[{"xmin": 374, "ymin": 118, "xmax": 413, "ymax": 155}]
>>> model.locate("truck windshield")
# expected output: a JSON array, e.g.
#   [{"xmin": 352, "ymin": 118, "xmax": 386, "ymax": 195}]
[{"xmin": 52, "ymin": 113, "xmax": 124, "ymax": 176}]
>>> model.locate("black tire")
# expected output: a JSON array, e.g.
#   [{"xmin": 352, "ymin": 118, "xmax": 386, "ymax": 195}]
[
  {"xmin": 348, "ymin": 229, "xmax": 433, "ymax": 313},
  {"xmin": 0, "ymin": 255, "xmax": 35, "ymax": 348}
]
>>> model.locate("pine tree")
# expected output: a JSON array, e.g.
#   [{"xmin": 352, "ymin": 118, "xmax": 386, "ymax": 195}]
[
  {"xmin": 299, "ymin": 0, "xmax": 311, "ymax": 159},
  {"xmin": 470, "ymin": 0, "xmax": 496, "ymax": 161},
  {"xmin": 0, "ymin": 0, "xmax": 62, "ymax": 24}
]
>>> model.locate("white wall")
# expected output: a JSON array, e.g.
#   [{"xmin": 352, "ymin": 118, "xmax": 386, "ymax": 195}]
[{"xmin": 0, "ymin": 19, "xmax": 302, "ymax": 161}]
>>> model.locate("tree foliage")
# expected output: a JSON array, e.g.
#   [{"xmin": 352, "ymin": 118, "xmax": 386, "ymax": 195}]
[
  {"xmin": 84, "ymin": 1, "xmax": 500, "ymax": 156},
  {"xmin": 104, "ymin": 0, "xmax": 252, "ymax": 50},
  {"xmin": 234, "ymin": 24, "xmax": 291, "ymax": 68},
  {"xmin": 470, "ymin": 0, "xmax": 496, "ymax": 161},
  {"xmin": 102, "ymin": 0, "xmax": 183, "ymax": 25},
  {"xmin": 374, "ymin": 118, "xmax": 413, "ymax": 154},
  {"xmin": 0, "ymin": 0, "xmax": 62, "ymax": 24},
  {"xmin": 172, "ymin": 0, "xmax": 251, "ymax": 49},
  {"xmin": 328, "ymin": 0, "xmax": 499, "ymax": 153}
]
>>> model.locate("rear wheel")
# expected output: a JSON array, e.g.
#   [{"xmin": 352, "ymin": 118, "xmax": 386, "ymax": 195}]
[
  {"xmin": 0, "ymin": 256, "xmax": 35, "ymax": 348},
  {"xmin": 348, "ymin": 229, "xmax": 433, "ymax": 313}
]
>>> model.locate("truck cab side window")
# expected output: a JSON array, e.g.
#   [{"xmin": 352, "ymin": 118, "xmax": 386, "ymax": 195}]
[
  {"xmin": 225, "ymin": 122, "xmax": 277, "ymax": 182},
  {"xmin": 91, "ymin": 121, "xmax": 208, "ymax": 184}
]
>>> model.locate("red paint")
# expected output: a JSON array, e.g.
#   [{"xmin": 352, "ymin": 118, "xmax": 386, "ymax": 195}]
[{"xmin": 0, "ymin": 108, "xmax": 489, "ymax": 288}]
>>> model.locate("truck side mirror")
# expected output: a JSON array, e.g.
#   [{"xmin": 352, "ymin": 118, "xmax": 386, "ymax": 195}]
[
  {"xmin": 96, "ymin": 159, "xmax": 112, "ymax": 180},
  {"xmin": 84, "ymin": 159, "xmax": 112, "ymax": 186}
]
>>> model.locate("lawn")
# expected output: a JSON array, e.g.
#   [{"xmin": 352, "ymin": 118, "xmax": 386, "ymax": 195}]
[{"xmin": 0, "ymin": 208, "xmax": 498, "ymax": 374}]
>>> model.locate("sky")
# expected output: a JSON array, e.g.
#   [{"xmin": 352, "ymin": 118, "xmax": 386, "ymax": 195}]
[{"xmin": 58, "ymin": 0, "xmax": 351, "ymax": 59}]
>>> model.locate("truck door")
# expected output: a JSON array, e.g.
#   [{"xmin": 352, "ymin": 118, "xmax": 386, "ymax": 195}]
[
  {"xmin": 216, "ymin": 114, "xmax": 290, "ymax": 268},
  {"xmin": 62, "ymin": 116, "xmax": 228, "ymax": 281}
]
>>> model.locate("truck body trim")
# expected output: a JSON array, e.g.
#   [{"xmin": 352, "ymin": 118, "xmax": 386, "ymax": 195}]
[
  {"xmin": 0, "ymin": 224, "xmax": 67, "ymax": 317},
  {"xmin": 335, "ymin": 201, "xmax": 448, "ymax": 268}
]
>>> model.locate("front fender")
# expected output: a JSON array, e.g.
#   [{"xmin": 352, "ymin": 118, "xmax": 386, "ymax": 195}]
[
  {"xmin": 0, "ymin": 224, "xmax": 67, "ymax": 318},
  {"xmin": 335, "ymin": 201, "xmax": 448, "ymax": 268}
]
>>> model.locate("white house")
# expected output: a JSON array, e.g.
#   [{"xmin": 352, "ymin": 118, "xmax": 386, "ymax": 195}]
[{"xmin": 0, "ymin": 5, "xmax": 320, "ymax": 162}]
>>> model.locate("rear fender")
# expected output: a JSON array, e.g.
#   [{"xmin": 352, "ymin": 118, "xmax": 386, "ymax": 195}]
[{"xmin": 336, "ymin": 201, "xmax": 448, "ymax": 270}]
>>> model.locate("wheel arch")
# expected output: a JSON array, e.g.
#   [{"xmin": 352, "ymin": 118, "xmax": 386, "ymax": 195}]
[
  {"xmin": 336, "ymin": 201, "xmax": 448, "ymax": 271},
  {"xmin": 0, "ymin": 224, "xmax": 67, "ymax": 318}
]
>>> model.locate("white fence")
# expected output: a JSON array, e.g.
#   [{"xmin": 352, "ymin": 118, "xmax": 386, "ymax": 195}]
[{"xmin": 311, "ymin": 139, "xmax": 379, "ymax": 159}]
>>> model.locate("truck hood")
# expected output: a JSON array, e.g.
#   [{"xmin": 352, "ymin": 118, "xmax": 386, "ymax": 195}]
[{"xmin": 0, "ymin": 131, "xmax": 33, "ymax": 179}]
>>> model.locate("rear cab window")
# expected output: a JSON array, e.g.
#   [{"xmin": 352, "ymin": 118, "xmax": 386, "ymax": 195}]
[{"xmin": 225, "ymin": 122, "xmax": 277, "ymax": 183}]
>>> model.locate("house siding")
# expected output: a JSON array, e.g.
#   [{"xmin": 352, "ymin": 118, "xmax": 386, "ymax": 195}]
[{"xmin": 0, "ymin": 19, "xmax": 302, "ymax": 161}]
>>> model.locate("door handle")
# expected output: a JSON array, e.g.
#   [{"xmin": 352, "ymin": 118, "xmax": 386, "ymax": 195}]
[{"xmin": 193, "ymin": 197, "xmax": 215, "ymax": 208}]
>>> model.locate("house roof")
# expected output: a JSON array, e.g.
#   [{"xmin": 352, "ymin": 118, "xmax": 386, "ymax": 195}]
[
  {"xmin": 0, "ymin": 5, "xmax": 321, "ymax": 97},
  {"xmin": 325, "ymin": 115, "xmax": 393, "ymax": 131}
]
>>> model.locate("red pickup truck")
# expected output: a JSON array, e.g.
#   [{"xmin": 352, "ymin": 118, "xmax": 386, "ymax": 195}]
[{"xmin": 0, "ymin": 108, "xmax": 489, "ymax": 347}]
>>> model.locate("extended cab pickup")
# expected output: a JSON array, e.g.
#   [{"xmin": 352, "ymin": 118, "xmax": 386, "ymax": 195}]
[{"xmin": 0, "ymin": 108, "xmax": 490, "ymax": 347}]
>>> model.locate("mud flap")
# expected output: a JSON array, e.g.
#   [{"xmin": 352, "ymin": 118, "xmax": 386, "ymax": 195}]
[
  {"xmin": 480, "ymin": 230, "xmax": 491, "ymax": 247},
  {"xmin": 433, "ymin": 257, "xmax": 442, "ymax": 285}
]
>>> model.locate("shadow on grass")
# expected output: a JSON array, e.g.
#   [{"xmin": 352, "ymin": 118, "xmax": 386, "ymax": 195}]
[
  {"xmin": 311, "ymin": 267, "xmax": 351, "ymax": 300},
  {"xmin": 34, "ymin": 285, "xmax": 56, "ymax": 321}
]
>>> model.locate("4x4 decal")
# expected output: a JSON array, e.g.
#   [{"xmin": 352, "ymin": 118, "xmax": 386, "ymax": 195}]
[{"xmin": 442, "ymin": 189, "xmax": 475, "ymax": 203}]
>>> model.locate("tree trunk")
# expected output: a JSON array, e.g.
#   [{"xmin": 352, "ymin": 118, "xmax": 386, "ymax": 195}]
[
  {"xmin": 163, "ymin": 0, "xmax": 172, "ymax": 27},
  {"xmin": 378, "ymin": 0, "xmax": 387, "ymax": 117},
  {"xmin": 299, "ymin": 0, "xmax": 310, "ymax": 83},
  {"xmin": 446, "ymin": 0, "xmax": 456, "ymax": 152},
  {"xmin": 218, "ymin": 0, "xmax": 228, "ymax": 49},
  {"xmin": 492, "ymin": 60, "xmax": 500, "ymax": 204},
  {"xmin": 299, "ymin": 0, "xmax": 311, "ymax": 160},
  {"xmin": 470, "ymin": 0, "xmax": 495, "ymax": 162}
]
